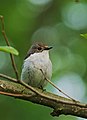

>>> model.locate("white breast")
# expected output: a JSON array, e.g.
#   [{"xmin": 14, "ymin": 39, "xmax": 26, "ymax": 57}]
[{"xmin": 21, "ymin": 50, "xmax": 52, "ymax": 88}]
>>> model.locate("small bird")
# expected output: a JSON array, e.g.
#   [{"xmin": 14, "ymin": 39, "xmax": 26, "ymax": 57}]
[
  {"xmin": 21, "ymin": 42, "xmax": 52, "ymax": 88},
  {"xmin": 21, "ymin": 42, "xmax": 76, "ymax": 101}
]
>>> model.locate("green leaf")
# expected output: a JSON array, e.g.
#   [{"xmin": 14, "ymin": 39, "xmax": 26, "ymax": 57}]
[
  {"xmin": 0, "ymin": 46, "xmax": 19, "ymax": 55},
  {"xmin": 80, "ymin": 33, "xmax": 87, "ymax": 39}
]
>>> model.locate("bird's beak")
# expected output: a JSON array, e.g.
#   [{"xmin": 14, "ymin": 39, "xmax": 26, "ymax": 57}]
[{"xmin": 44, "ymin": 46, "xmax": 53, "ymax": 50}]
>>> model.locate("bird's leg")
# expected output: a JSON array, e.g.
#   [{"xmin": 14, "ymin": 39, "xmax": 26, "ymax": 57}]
[{"xmin": 38, "ymin": 85, "xmax": 46, "ymax": 92}]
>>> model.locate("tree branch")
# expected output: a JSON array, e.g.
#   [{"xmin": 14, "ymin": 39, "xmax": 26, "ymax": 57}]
[
  {"xmin": 0, "ymin": 16, "xmax": 19, "ymax": 80},
  {"xmin": 0, "ymin": 79, "xmax": 87, "ymax": 119}
]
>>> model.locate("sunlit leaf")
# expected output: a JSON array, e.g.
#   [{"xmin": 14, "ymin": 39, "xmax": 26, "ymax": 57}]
[
  {"xmin": 80, "ymin": 33, "xmax": 87, "ymax": 39},
  {"xmin": 0, "ymin": 46, "xmax": 19, "ymax": 55}
]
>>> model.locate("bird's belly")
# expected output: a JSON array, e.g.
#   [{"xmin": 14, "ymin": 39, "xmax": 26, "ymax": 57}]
[{"xmin": 21, "ymin": 59, "xmax": 52, "ymax": 88}]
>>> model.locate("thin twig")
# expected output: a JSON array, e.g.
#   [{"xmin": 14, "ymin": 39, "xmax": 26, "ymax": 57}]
[
  {"xmin": 40, "ymin": 69, "xmax": 77, "ymax": 102},
  {"xmin": 45, "ymin": 77, "xmax": 77, "ymax": 102},
  {"xmin": 0, "ymin": 91, "xmax": 23, "ymax": 97},
  {"xmin": 0, "ymin": 91, "xmax": 32, "ymax": 97},
  {"xmin": 0, "ymin": 15, "xmax": 19, "ymax": 80},
  {"xmin": 0, "ymin": 73, "xmax": 17, "ymax": 82},
  {"xmin": 19, "ymin": 80, "xmax": 45, "ymax": 95}
]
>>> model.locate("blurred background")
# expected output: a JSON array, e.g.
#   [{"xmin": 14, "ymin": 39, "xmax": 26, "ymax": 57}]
[{"xmin": 0, "ymin": 0, "xmax": 87, "ymax": 120}]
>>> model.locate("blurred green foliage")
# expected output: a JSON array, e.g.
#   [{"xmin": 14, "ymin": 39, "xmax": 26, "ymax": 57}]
[
  {"xmin": 0, "ymin": 0, "xmax": 87, "ymax": 120},
  {"xmin": 81, "ymin": 33, "xmax": 87, "ymax": 39}
]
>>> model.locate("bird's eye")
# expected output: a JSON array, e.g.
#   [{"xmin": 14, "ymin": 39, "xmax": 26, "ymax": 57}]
[{"xmin": 38, "ymin": 47, "xmax": 42, "ymax": 50}]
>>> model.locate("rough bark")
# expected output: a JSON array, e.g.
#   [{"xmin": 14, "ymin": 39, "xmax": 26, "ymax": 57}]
[{"xmin": 0, "ymin": 79, "xmax": 87, "ymax": 118}]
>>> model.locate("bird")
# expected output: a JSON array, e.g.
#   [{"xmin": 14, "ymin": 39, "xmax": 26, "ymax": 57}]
[
  {"xmin": 21, "ymin": 42, "xmax": 76, "ymax": 101},
  {"xmin": 21, "ymin": 42, "xmax": 52, "ymax": 88}
]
